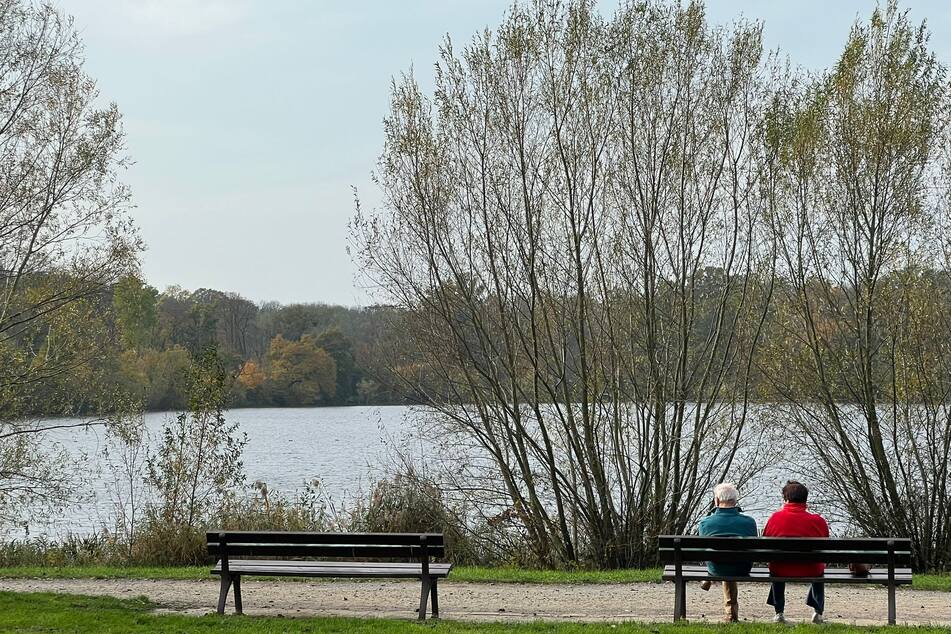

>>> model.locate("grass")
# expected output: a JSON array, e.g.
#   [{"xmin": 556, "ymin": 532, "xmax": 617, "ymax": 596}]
[
  {"xmin": 454, "ymin": 566, "xmax": 663, "ymax": 584},
  {"xmin": 0, "ymin": 564, "xmax": 947, "ymax": 592},
  {"xmin": 905, "ymin": 573, "xmax": 951, "ymax": 592},
  {"xmin": 0, "ymin": 591, "xmax": 946, "ymax": 634},
  {"xmin": 0, "ymin": 564, "xmax": 209, "ymax": 580},
  {"xmin": 0, "ymin": 565, "xmax": 662, "ymax": 584}
]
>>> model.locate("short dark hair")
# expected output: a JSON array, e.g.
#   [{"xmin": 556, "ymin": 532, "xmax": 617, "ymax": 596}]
[{"xmin": 782, "ymin": 480, "xmax": 808, "ymax": 503}]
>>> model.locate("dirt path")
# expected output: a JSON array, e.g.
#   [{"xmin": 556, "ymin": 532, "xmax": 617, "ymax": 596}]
[{"xmin": 1, "ymin": 577, "xmax": 948, "ymax": 626}]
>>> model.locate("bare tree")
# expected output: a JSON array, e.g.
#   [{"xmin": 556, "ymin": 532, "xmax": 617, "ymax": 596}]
[
  {"xmin": 353, "ymin": 0, "xmax": 773, "ymax": 567},
  {"xmin": 762, "ymin": 2, "xmax": 951, "ymax": 569}
]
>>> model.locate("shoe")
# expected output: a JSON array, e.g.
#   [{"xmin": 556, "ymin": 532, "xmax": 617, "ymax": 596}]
[
  {"xmin": 773, "ymin": 613, "xmax": 786, "ymax": 624},
  {"xmin": 812, "ymin": 612, "xmax": 824, "ymax": 624},
  {"xmin": 699, "ymin": 580, "xmax": 712, "ymax": 591}
]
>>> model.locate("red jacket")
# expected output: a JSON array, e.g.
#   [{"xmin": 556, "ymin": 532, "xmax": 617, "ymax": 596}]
[{"xmin": 763, "ymin": 502, "xmax": 830, "ymax": 577}]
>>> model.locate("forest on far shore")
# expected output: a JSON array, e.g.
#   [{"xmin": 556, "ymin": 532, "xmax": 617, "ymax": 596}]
[{"xmin": 11, "ymin": 276, "xmax": 412, "ymax": 417}]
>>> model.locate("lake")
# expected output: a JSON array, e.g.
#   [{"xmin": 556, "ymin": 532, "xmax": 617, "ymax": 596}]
[
  {"xmin": 16, "ymin": 405, "xmax": 820, "ymax": 541},
  {"xmin": 17, "ymin": 406, "xmax": 423, "ymax": 540}
]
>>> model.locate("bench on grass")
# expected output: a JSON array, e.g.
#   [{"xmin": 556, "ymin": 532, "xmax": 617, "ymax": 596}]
[
  {"xmin": 659, "ymin": 535, "xmax": 912, "ymax": 625},
  {"xmin": 206, "ymin": 531, "xmax": 451, "ymax": 620}
]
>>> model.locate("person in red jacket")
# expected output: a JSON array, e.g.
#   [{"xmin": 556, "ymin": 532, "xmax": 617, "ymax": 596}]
[{"xmin": 763, "ymin": 480, "xmax": 829, "ymax": 624}]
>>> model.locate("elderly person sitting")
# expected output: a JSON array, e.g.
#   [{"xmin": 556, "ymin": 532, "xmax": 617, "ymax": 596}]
[
  {"xmin": 764, "ymin": 480, "xmax": 829, "ymax": 624},
  {"xmin": 698, "ymin": 482, "xmax": 758, "ymax": 622}
]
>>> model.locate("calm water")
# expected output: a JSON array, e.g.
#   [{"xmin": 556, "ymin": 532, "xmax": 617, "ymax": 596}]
[
  {"xmin": 18, "ymin": 406, "xmax": 423, "ymax": 539},
  {"xmin": 16, "ymin": 405, "xmax": 828, "ymax": 540}
]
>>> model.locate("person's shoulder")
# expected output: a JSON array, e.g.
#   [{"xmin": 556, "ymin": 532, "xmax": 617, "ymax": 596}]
[
  {"xmin": 809, "ymin": 510, "xmax": 830, "ymax": 533},
  {"xmin": 698, "ymin": 514, "xmax": 713, "ymax": 534},
  {"xmin": 763, "ymin": 509, "xmax": 783, "ymax": 537},
  {"xmin": 739, "ymin": 513, "xmax": 758, "ymax": 534}
]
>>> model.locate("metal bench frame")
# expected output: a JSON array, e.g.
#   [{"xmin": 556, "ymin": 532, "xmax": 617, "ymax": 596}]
[
  {"xmin": 658, "ymin": 535, "xmax": 913, "ymax": 625},
  {"xmin": 207, "ymin": 530, "xmax": 451, "ymax": 620}
]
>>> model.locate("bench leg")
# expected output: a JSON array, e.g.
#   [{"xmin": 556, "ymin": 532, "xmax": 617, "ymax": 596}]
[
  {"xmin": 673, "ymin": 579, "xmax": 687, "ymax": 621},
  {"xmin": 217, "ymin": 574, "xmax": 232, "ymax": 615},
  {"xmin": 233, "ymin": 575, "xmax": 243, "ymax": 615},
  {"xmin": 888, "ymin": 583, "xmax": 896, "ymax": 625},
  {"xmin": 418, "ymin": 575, "xmax": 432, "ymax": 620},
  {"xmin": 430, "ymin": 578, "xmax": 439, "ymax": 618},
  {"xmin": 672, "ymin": 579, "xmax": 679, "ymax": 621}
]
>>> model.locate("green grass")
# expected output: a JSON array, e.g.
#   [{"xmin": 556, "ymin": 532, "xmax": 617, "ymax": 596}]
[
  {"xmin": 907, "ymin": 573, "xmax": 951, "ymax": 592},
  {"xmin": 0, "ymin": 564, "xmax": 208, "ymax": 580},
  {"xmin": 0, "ymin": 564, "xmax": 946, "ymax": 592},
  {"xmin": 0, "ymin": 591, "xmax": 945, "ymax": 634},
  {"xmin": 0, "ymin": 565, "xmax": 661, "ymax": 584},
  {"xmin": 454, "ymin": 566, "xmax": 663, "ymax": 584}
]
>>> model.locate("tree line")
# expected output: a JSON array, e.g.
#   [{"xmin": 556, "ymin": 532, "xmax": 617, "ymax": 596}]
[{"xmin": 10, "ymin": 275, "xmax": 420, "ymax": 416}]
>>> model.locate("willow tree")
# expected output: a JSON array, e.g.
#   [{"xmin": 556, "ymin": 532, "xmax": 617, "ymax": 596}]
[
  {"xmin": 762, "ymin": 3, "xmax": 951, "ymax": 570},
  {"xmin": 0, "ymin": 1, "xmax": 139, "ymax": 523},
  {"xmin": 353, "ymin": 0, "xmax": 772, "ymax": 568}
]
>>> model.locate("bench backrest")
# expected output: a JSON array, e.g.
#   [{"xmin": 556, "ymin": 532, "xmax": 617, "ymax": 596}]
[
  {"xmin": 658, "ymin": 535, "xmax": 912, "ymax": 566},
  {"xmin": 207, "ymin": 531, "xmax": 446, "ymax": 560}
]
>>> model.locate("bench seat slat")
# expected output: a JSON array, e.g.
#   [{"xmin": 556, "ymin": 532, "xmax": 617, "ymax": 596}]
[
  {"xmin": 662, "ymin": 564, "xmax": 912, "ymax": 585},
  {"xmin": 658, "ymin": 536, "xmax": 911, "ymax": 552},
  {"xmin": 659, "ymin": 547, "xmax": 910, "ymax": 565},
  {"xmin": 212, "ymin": 559, "xmax": 452, "ymax": 579},
  {"xmin": 208, "ymin": 544, "xmax": 445, "ymax": 558},
  {"xmin": 207, "ymin": 531, "xmax": 445, "ymax": 546},
  {"xmin": 214, "ymin": 560, "xmax": 441, "ymax": 569}
]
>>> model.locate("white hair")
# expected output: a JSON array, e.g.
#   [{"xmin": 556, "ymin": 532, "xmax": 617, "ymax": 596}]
[{"xmin": 714, "ymin": 482, "xmax": 739, "ymax": 505}]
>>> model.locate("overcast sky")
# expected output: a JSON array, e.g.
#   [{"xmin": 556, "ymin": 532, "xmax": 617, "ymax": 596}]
[{"xmin": 59, "ymin": 1, "xmax": 951, "ymax": 306}]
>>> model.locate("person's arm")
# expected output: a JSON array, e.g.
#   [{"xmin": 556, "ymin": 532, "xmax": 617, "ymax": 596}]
[{"xmin": 763, "ymin": 515, "xmax": 776, "ymax": 537}]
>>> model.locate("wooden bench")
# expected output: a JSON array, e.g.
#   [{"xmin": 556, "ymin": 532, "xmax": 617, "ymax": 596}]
[
  {"xmin": 659, "ymin": 536, "xmax": 912, "ymax": 624},
  {"xmin": 207, "ymin": 530, "xmax": 451, "ymax": 620}
]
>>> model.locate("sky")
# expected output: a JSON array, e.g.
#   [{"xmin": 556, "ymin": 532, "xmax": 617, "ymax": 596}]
[{"xmin": 59, "ymin": 0, "xmax": 951, "ymax": 307}]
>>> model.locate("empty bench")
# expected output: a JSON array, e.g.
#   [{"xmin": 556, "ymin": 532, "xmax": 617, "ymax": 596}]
[
  {"xmin": 659, "ymin": 536, "xmax": 912, "ymax": 624},
  {"xmin": 207, "ymin": 531, "xmax": 451, "ymax": 619}
]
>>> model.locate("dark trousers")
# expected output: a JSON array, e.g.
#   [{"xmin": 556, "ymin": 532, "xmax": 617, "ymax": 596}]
[{"xmin": 767, "ymin": 582, "xmax": 825, "ymax": 615}]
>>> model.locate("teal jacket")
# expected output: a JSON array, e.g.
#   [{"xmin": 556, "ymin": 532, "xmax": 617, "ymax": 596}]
[{"xmin": 698, "ymin": 507, "xmax": 758, "ymax": 576}]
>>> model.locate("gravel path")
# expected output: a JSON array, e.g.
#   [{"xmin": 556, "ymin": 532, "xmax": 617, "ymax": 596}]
[{"xmin": 2, "ymin": 577, "xmax": 949, "ymax": 626}]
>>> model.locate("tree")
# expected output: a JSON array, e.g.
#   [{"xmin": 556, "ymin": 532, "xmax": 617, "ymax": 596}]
[
  {"xmin": 266, "ymin": 335, "xmax": 337, "ymax": 406},
  {"xmin": 271, "ymin": 304, "xmax": 331, "ymax": 341},
  {"xmin": 237, "ymin": 359, "xmax": 266, "ymax": 391},
  {"xmin": 113, "ymin": 276, "xmax": 158, "ymax": 352},
  {"xmin": 762, "ymin": 2, "xmax": 951, "ymax": 569},
  {"xmin": 184, "ymin": 301, "xmax": 218, "ymax": 357},
  {"xmin": 216, "ymin": 292, "xmax": 259, "ymax": 359},
  {"xmin": 0, "ymin": 0, "xmax": 139, "ymax": 523},
  {"xmin": 116, "ymin": 346, "xmax": 191, "ymax": 411},
  {"xmin": 352, "ymin": 0, "xmax": 772, "ymax": 567},
  {"xmin": 315, "ymin": 328, "xmax": 358, "ymax": 403},
  {"xmin": 0, "ymin": 3, "xmax": 138, "ymax": 406},
  {"xmin": 234, "ymin": 358, "xmax": 266, "ymax": 406}
]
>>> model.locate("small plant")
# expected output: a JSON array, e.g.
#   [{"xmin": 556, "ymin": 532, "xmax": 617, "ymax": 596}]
[
  {"xmin": 133, "ymin": 348, "xmax": 246, "ymax": 565},
  {"xmin": 102, "ymin": 411, "xmax": 149, "ymax": 563}
]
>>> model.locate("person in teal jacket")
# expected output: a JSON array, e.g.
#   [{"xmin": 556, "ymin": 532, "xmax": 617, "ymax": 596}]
[{"xmin": 698, "ymin": 482, "xmax": 758, "ymax": 622}]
